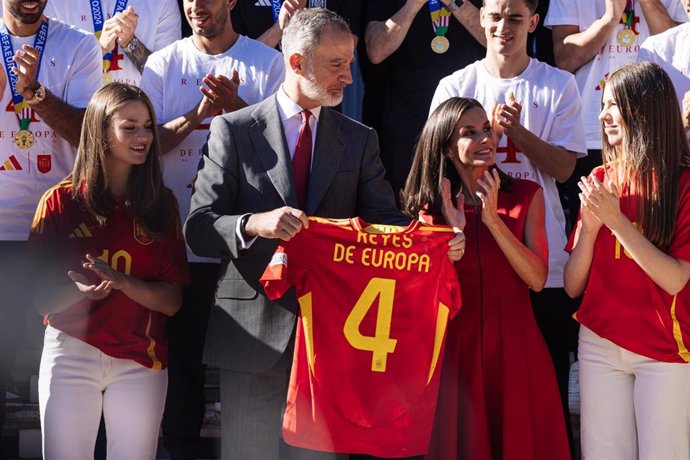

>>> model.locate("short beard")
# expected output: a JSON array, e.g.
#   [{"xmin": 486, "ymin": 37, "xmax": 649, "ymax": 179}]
[
  {"xmin": 8, "ymin": 2, "xmax": 45, "ymax": 25},
  {"xmin": 300, "ymin": 74, "xmax": 343, "ymax": 108}
]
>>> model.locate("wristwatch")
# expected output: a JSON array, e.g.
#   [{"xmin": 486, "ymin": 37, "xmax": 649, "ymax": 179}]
[
  {"xmin": 445, "ymin": 0, "xmax": 464, "ymax": 12},
  {"xmin": 25, "ymin": 83, "xmax": 46, "ymax": 106},
  {"xmin": 123, "ymin": 36, "xmax": 140, "ymax": 53}
]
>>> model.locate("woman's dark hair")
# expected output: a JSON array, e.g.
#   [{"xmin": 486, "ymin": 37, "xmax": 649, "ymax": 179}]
[
  {"xmin": 602, "ymin": 61, "xmax": 690, "ymax": 250},
  {"xmin": 70, "ymin": 82, "xmax": 171, "ymax": 235},
  {"xmin": 401, "ymin": 97, "xmax": 509, "ymax": 218}
]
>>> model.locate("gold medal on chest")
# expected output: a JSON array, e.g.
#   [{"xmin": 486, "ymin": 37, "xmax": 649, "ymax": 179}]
[
  {"xmin": 431, "ymin": 36, "xmax": 450, "ymax": 54},
  {"xmin": 14, "ymin": 129, "xmax": 34, "ymax": 150},
  {"xmin": 617, "ymin": 28, "xmax": 636, "ymax": 46}
]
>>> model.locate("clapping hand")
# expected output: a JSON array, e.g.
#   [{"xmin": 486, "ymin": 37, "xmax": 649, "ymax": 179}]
[
  {"xmin": 441, "ymin": 178, "xmax": 466, "ymax": 262},
  {"xmin": 67, "ymin": 269, "xmax": 113, "ymax": 301},
  {"xmin": 476, "ymin": 169, "xmax": 501, "ymax": 227},
  {"xmin": 100, "ymin": 6, "xmax": 138, "ymax": 53},
  {"xmin": 198, "ymin": 70, "xmax": 243, "ymax": 117},
  {"xmin": 577, "ymin": 173, "xmax": 623, "ymax": 231}
]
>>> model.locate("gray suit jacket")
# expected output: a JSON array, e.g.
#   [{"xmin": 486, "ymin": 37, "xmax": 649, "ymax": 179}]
[{"xmin": 184, "ymin": 95, "xmax": 406, "ymax": 373}]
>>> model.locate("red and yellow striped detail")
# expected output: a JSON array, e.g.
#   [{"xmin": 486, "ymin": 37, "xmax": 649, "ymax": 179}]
[
  {"xmin": 144, "ymin": 311, "xmax": 163, "ymax": 371},
  {"xmin": 31, "ymin": 181, "xmax": 71, "ymax": 235},
  {"xmin": 670, "ymin": 295, "xmax": 690, "ymax": 362}
]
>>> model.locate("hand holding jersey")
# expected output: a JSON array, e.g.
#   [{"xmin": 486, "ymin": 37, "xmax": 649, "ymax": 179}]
[
  {"xmin": 261, "ymin": 217, "xmax": 462, "ymax": 457},
  {"xmin": 440, "ymin": 178, "xmax": 466, "ymax": 260},
  {"xmin": 244, "ymin": 206, "xmax": 310, "ymax": 241}
]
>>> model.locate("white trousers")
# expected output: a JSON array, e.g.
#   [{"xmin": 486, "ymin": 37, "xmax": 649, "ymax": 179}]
[
  {"xmin": 579, "ymin": 325, "xmax": 690, "ymax": 460},
  {"xmin": 39, "ymin": 325, "xmax": 168, "ymax": 460}
]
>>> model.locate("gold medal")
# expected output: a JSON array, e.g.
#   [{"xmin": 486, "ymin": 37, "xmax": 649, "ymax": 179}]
[
  {"xmin": 431, "ymin": 36, "xmax": 450, "ymax": 54},
  {"xmin": 617, "ymin": 28, "xmax": 636, "ymax": 46},
  {"xmin": 14, "ymin": 130, "xmax": 34, "ymax": 150}
]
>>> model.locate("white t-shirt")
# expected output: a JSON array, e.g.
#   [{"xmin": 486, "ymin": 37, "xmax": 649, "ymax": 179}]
[
  {"xmin": 140, "ymin": 35, "xmax": 285, "ymax": 262},
  {"xmin": 430, "ymin": 58, "xmax": 587, "ymax": 288},
  {"xmin": 0, "ymin": 19, "xmax": 102, "ymax": 240},
  {"xmin": 43, "ymin": 0, "xmax": 181, "ymax": 86},
  {"xmin": 638, "ymin": 23, "xmax": 690, "ymax": 109},
  {"xmin": 545, "ymin": 0, "xmax": 688, "ymax": 149}
]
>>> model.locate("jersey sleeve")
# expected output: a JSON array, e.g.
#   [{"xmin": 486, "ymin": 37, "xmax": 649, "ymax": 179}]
[
  {"xmin": 153, "ymin": 0, "xmax": 182, "ymax": 51},
  {"xmin": 27, "ymin": 186, "xmax": 71, "ymax": 291},
  {"xmin": 261, "ymin": 244, "xmax": 292, "ymax": 300},
  {"xmin": 668, "ymin": 171, "xmax": 690, "ymax": 263},
  {"xmin": 63, "ymin": 33, "xmax": 103, "ymax": 108},
  {"xmin": 29, "ymin": 186, "xmax": 62, "ymax": 243}
]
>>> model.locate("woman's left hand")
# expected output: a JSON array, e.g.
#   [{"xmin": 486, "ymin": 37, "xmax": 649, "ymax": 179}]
[
  {"xmin": 83, "ymin": 253, "xmax": 129, "ymax": 291},
  {"xmin": 577, "ymin": 174, "xmax": 624, "ymax": 230},
  {"xmin": 440, "ymin": 178, "xmax": 466, "ymax": 262},
  {"xmin": 477, "ymin": 169, "xmax": 501, "ymax": 227}
]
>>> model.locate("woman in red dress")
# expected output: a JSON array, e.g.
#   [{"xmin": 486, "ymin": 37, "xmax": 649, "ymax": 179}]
[{"xmin": 401, "ymin": 97, "xmax": 570, "ymax": 459}]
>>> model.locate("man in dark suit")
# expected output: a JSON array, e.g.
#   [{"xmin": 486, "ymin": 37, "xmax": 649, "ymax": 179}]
[{"xmin": 186, "ymin": 8, "xmax": 455, "ymax": 460}]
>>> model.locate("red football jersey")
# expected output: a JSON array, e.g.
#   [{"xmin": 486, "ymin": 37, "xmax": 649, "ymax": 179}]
[
  {"xmin": 566, "ymin": 167, "xmax": 690, "ymax": 363},
  {"xmin": 261, "ymin": 217, "xmax": 462, "ymax": 457},
  {"xmin": 29, "ymin": 181, "xmax": 190, "ymax": 369}
]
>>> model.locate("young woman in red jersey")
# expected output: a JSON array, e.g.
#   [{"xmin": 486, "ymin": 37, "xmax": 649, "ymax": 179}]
[
  {"xmin": 401, "ymin": 97, "xmax": 570, "ymax": 460},
  {"xmin": 28, "ymin": 83, "xmax": 189, "ymax": 459},
  {"xmin": 565, "ymin": 61, "xmax": 690, "ymax": 459}
]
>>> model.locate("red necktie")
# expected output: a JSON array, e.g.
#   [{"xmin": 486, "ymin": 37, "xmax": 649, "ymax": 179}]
[{"xmin": 293, "ymin": 110, "xmax": 312, "ymax": 210}]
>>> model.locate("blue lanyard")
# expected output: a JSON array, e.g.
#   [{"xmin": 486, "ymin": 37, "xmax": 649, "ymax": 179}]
[
  {"xmin": 90, "ymin": 0, "xmax": 129, "ymax": 36},
  {"xmin": 0, "ymin": 19, "xmax": 49, "ymax": 118},
  {"xmin": 271, "ymin": 0, "xmax": 282, "ymax": 23}
]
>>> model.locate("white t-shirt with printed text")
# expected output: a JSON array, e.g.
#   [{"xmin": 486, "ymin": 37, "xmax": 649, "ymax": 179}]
[
  {"xmin": 638, "ymin": 23, "xmax": 690, "ymax": 110},
  {"xmin": 430, "ymin": 58, "xmax": 587, "ymax": 288},
  {"xmin": 545, "ymin": 0, "xmax": 687, "ymax": 149},
  {"xmin": 43, "ymin": 0, "xmax": 181, "ymax": 86},
  {"xmin": 0, "ymin": 19, "xmax": 102, "ymax": 240},
  {"xmin": 140, "ymin": 35, "xmax": 285, "ymax": 262}
]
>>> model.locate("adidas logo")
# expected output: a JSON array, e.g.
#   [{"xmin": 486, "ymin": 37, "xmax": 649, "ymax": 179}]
[
  {"xmin": 69, "ymin": 223, "xmax": 93, "ymax": 238},
  {"xmin": 0, "ymin": 155, "xmax": 22, "ymax": 171},
  {"xmin": 254, "ymin": 0, "xmax": 271, "ymax": 6}
]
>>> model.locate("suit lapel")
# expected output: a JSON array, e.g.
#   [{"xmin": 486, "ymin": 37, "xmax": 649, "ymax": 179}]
[
  {"xmin": 249, "ymin": 98, "xmax": 298, "ymax": 207},
  {"xmin": 307, "ymin": 108, "xmax": 346, "ymax": 214}
]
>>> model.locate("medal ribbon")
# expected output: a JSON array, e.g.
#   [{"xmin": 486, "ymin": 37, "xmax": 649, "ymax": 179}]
[
  {"xmin": 90, "ymin": 0, "xmax": 129, "ymax": 72},
  {"xmin": 427, "ymin": 0, "xmax": 451, "ymax": 37},
  {"xmin": 622, "ymin": 0, "xmax": 635, "ymax": 29},
  {"xmin": 0, "ymin": 19, "xmax": 49, "ymax": 131},
  {"xmin": 271, "ymin": 0, "xmax": 282, "ymax": 23}
]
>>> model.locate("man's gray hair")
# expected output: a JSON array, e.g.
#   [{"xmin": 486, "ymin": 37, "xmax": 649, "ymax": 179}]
[{"xmin": 281, "ymin": 8, "xmax": 351, "ymax": 60}]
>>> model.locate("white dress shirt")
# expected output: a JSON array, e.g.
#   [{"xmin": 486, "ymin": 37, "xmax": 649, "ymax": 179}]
[{"xmin": 236, "ymin": 86, "xmax": 323, "ymax": 247}]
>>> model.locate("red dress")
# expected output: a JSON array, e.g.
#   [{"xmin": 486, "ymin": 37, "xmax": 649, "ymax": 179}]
[{"xmin": 424, "ymin": 179, "xmax": 570, "ymax": 460}]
